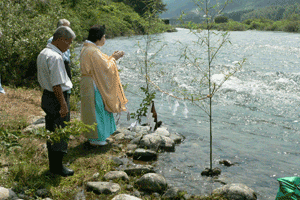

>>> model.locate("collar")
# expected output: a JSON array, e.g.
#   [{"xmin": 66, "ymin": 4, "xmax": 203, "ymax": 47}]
[
  {"xmin": 46, "ymin": 43, "xmax": 63, "ymax": 56},
  {"xmin": 85, "ymin": 40, "xmax": 101, "ymax": 47}
]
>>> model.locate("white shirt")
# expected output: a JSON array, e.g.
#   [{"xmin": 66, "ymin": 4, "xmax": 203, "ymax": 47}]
[{"xmin": 37, "ymin": 43, "xmax": 72, "ymax": 92}]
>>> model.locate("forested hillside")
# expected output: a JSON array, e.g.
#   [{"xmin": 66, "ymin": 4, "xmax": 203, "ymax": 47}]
[
  {"xmin": 161, "ymin": 0, "xmax": 300, "ymax": 19},
  {"xmin": 0, "ymin": 0, "xmax": 170, "ymax": 87}
]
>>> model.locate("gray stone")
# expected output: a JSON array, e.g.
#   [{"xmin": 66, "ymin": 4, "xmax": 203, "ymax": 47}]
[
  {"xmin": 162, "ymin": 187, "xmax": 181, "ymax": 199},
  {"xmin": 126, "ymin": 144, "xmax": 138, "ymax": 151},
  {"xmin": 212, "ymin": 183, "xmax": 257, "ymax": 200},
  {"xmin": 136, "ymin": 173, "xmax": 168, "ymax": 193},
  {"xmin": 152, "ymin": 192, "xmax": 161, "ymax": 198},
  {"xmin": 139, "ymin": 133, "xmax": 175, "ymax": 152},
  {"xmin": 92, "ymin": 172, "xmax": 100, "ymax": 180},
  {"xmin": 133, "ymin": 148, "xmax": 158, "ymax": 161},
  {"xmin": 133, "ymin": 190, "xmax": 141, "ymax": 197},
  {"xmin": 126, "ymin": 185, "xmax": 134, "ymax": 191},
  {"xmin": 124, "ymin": 164, "xmax": 155, "ymax": 176},
  {"xmin": 0, "ymin": 186, "xmax": 18, "ymax": 200},
  {"xmin": 106, "ymin": 137, "xmax": 114, "ymax": 144},
  {"xmin": 36, "ymin": 188, "xmax": 50, "ymax": 198},
  {"xmin": 219, "ymin": 159, "xmax": 234, "ymax": 167},
  {"xmin": 123, "ymin": 134, "xmax": 135, "ymax": 140},
  {"xmin": 33, "ymin": 117, "xmax": 45, "ymax": 125},
  {"xmin": 112, "ymin": 194, "xmax": 142, "ymax": 200},
  {"xmin": 114, "ymin": 133, "xmax": 125, "ymax": 140},
  {"xmin": 169, "ymin": 133, "xmax": 184, "ymax": 144},
  {"xmin": 74, "ymin": 189, "xmax": 86, "ymax": 200},
  {"xmin": 17, "ymin": 194, "xmax": 28, "ymax": 199},
  {"xmin": 154, "ymin": 128, "xmax": 170, "ymax": 137},
  {"xmin": 201, "ymin": 167, "xmax": 221, "ymax": 177},
  {"xmin": 183, "ymin": 194, "xmax": 191, "ymax": 200},
  {"xmin": 115, "ymin": 127, "xmax": 128, "ymax": 134},
  {"xmin": 126, "ymin": 150, "xmax": 134, "ymax": 157},
  {"xmin": 42, "ymin": 198, "xmax": 53, "ymax": 200},
  {"xmin": 23, "ymin": 123, "xmax": 45, "ymax": 133},
  {"xmin": 130, "ymin": 136, "xmax": 142, "ymax": 145},
  {"xmin": 104, "ymin": 171, "xmax": 129, "ymax": 181},
  {"xmin": 111, "ymin": 157, "xmax": 124, "ymax": 166},
  {"xmin": 86, "ymin": 182, "xmax": 121, "ymax": 194},
  {"xmin": 134, "ymin": 126, "xmax": 150, "ymax": 135}
]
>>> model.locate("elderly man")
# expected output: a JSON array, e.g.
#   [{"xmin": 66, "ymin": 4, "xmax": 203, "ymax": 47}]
[
  {"xmin": 48, "ymin": 19, "xmax": 72, "ymax": 82},
  {"xmin": 37, "ymin": 26, "xmax": 75, "ymax": 176},
  {"xmin": 0, "ymin": 30, "xmax": 5, "ymax": 94}
]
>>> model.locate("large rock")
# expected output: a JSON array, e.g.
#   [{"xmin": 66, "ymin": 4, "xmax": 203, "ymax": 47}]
[
  {"xmin": 133, "ymin": 148, "xmax": 158, "ymax": 161},
  {"xmin": 162, "ymin": 187, "xmax": 182, "ymax": 199},
  {"xmin": 169, "ymin": 132, "xmax": 184, "ymax": 144},
  {"xmin": 154, "ymin": 128, "xmax": 170, "ymax": 137},
  {"xmin": 124, "ymin": 165, "xmax": 155, "ymax": 176},
  {"xmin": 212, "ymin": 183, "xmax": 257, "ymax": 200},
  {"xmin": 114, "ymin": 133, "xmax": 125, "ymax": 140},
  {"xmin": 112, "ymin": 194, "xmax": 142, "ymax": 200},
  {"xmin": 139, "ymin": 133, "xmax": 175, "ymax": 152},
  {"xmin": 126, "ymin": 144, "xmax": 138, "ymax": 151},
  {"xmin": 104, "ymin": 171, "xmax": 129, "ymax": 181},
  {"xmin": 134, "ymin": 126, "xmax": 150, "ymax": 135},
  {"xmin": 130, "ymin": 136, "xmax": 142, "ymax": 145},
  {"xmin": 135, "ymin": 173, "xmax": 168, "ymax": 193},
  {"xmin": 0, "ymin": 186, "xmax": 18, "ymax": 200},
  {"xmin": 86, "ymin": 182, "xmax": 120, "ymax": 194}
]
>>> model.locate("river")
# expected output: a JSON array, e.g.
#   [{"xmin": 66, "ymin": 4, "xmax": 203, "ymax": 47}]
[{"xmin": 76, "ymin": 28, "xmax": 300, "ymax": 199}]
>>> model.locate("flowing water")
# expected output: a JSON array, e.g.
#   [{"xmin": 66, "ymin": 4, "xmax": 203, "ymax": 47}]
[{"xmin": 76, "ymin": 28, "xmax": 300, "ymax": 199}]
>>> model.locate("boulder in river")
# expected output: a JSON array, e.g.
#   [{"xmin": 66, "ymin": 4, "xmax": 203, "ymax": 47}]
[
  {"xmin": 212, "ymin": 183, "xmax": 257, "ymax": 200},
  {"xmin": 133, "ymin": 148, "xmax": 158, "ymax": 161},
  {"xmin": 124, "ymin": 164, "xmax": 155, "ymax": 176},
  {"xmin": 103, "ymin": 171, "xmax": 129, "ymax": 181},
  {"xmin": 135, "ymin": 173, "xmax": 168, "ymax": 193}
]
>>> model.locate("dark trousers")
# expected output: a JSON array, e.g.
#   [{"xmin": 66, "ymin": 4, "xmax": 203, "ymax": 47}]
[{"xmin": 42, "ymin": 90, "xmax": 70, "ymax": 153}]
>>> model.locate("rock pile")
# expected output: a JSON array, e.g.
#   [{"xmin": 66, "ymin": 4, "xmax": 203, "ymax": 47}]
[{"xmin": 7, "ymin": 116, "xmax": 258, "ymax": 200}]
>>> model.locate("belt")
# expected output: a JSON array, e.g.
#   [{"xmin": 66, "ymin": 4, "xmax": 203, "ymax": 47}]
[{"xmin": 43, "ymin": 89, "xmax": 69, "ymax": 95}]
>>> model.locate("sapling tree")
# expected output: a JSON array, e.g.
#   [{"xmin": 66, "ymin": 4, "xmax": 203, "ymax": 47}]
[
  {"xmin": 147, "ymin": 0, "xmax": 246, "ymax": 176},
  {"xmin": 130, "ymin": 0, "xmax": 167, "ymax": 126}
]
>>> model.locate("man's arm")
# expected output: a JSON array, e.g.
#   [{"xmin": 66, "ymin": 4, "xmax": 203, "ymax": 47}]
[{"xmin": 53, "ymin": 85, "xmax": 68, "ymax": 118}]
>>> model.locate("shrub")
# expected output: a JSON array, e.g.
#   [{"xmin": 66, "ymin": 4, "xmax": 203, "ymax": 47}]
[
  {"xmin": 227, "ymin": 20, "xmax": 247, "ymax": 31},
  {"xmin": 243, "ymin": 19, "xmax": 253, "ymax": 25},
  {"xmin": 249, "ymin": 21, "xmax": 264, "ymax": 30},
  {"xmin": 283, "ymin": 21, "xmax": 300, "ymax": 32},
  {"xmin": 0, "ymin": 0, "xmax": 62, "ymax": 87},
  {"xmin": 214, "ymin": 16, "xmax": 229, "ymax": 23}
]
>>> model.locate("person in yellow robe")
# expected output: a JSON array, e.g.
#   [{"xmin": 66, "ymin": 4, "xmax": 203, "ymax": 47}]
[{"xmin": 80, "ymin": 25, "xmax": 128, "ymax": 146}]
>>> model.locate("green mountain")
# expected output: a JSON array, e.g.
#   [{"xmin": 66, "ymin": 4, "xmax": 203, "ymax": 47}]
[{"xmin": 161, "ymin": 0, "xmax": 300, "ymax": 19}]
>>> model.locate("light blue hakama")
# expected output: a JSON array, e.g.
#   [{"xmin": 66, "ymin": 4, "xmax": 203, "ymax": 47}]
[{"xmin": 89, "ymin": 86, "xmax": 116, "ymax": 142}]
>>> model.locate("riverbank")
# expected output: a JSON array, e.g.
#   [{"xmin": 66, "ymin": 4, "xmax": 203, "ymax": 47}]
[
  {"xmin": 179, "ymin": 18, "xmax": 300, "ymax": 33},
  {"xmin": 0, "ymin": 86, "xmax": 258, "ymax": 199}
]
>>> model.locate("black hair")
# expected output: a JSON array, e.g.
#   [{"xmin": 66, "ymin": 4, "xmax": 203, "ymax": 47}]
[{"xmin": 87, "ymin": 25, "xmax": 106, "ymax": 43}]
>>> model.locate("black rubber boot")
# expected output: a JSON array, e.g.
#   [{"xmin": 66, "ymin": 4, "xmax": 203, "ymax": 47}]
[{"xmin": 47, "ymin": 148, "xmax": 74, "ymax": 177}]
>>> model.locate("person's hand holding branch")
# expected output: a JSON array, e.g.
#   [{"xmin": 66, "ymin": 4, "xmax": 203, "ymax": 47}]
[{"xmin": 112, "ymin": 51, "xmax": 125, "ymax": 60}]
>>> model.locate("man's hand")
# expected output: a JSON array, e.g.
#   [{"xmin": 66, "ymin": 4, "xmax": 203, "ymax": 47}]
[
  {"xmin": 53, "ymin": 85, "xmax": 69, "ymax": 118},
  {"xmin": 59, "ymin": 102, "xmax": 69, "ymax": 118}
]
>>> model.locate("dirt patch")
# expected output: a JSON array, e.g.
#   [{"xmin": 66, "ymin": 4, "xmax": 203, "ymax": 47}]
[{"xmin": 0, "ymin": 86, "xmax": 43, "ymax": 129}]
